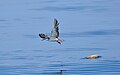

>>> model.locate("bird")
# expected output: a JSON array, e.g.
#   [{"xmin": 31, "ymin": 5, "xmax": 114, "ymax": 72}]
[{"xmin": 39, "ymin": 18, "xmax": 64, "ymax": 44}]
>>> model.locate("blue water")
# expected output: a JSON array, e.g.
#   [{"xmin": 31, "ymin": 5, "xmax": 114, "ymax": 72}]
[{"xmin": 0, "ymin": 0, "xmax": 120, "ymax": 75}]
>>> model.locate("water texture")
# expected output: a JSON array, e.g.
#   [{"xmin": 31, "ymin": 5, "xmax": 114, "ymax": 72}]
[{"xmin": 0, "ymin": 0, "xmax": 120, "ymax": 75}]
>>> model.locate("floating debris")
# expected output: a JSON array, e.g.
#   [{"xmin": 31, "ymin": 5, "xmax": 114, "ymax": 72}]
[{"xmin": 85, "ymin": 54, "xmax": 101, "ymax": 59}]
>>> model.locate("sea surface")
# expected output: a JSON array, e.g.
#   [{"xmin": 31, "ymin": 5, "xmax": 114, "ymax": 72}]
[{"xmin": 0, "ymin": 0, "xmax": 120, "ymax": 75}]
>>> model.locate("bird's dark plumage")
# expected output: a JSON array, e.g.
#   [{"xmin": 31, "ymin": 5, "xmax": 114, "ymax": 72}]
[{"xmin": 39, "ymin": 33, "xmax": 49, "ymax": 40}]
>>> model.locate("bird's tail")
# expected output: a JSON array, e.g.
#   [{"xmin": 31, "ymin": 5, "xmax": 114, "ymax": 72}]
[
  {"xmin": 57, "ymin": 38, "xmax": 64, "ymax": 44},
  {"xmin": 58, "ymin": 38, "xmax": 64, "ymax": 42}
]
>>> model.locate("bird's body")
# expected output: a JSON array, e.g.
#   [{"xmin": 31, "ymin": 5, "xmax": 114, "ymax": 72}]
[{"xmin": 39, "ymin": 19, "xmax": 64, "ymax": 44}]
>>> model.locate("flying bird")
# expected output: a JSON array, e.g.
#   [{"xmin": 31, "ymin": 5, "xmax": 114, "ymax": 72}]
[{"xmin": 39, "ymin": 19, "xmax": 64, "ymax": 44}]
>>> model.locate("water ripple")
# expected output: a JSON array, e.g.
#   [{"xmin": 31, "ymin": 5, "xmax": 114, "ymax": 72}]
[
  {"xmin": 24, "ymin": 34, "xmax": 38, "ymax": 39},
  {"xmin": 43, "ymin": 59, "xmax": 120, "ymax": 75},
  {"xmin": 32, "ymin": 5, "xmax": 107, "ymax": 12},
  {"xmin": 0, "ymin": 19, "xmax": 7, "ymax": 22},
  {"xmin": 62, "ymin": 29, "xmax": 120, "ymax": 37}
]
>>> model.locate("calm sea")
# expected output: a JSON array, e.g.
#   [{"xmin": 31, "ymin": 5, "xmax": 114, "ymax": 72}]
[{"xmin": 0, "ymin": 0, "xmax": 120, "ymax": 75}]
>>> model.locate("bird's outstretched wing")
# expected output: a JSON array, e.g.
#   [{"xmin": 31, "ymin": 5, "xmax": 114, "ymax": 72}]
[
  {"xmin": 51, "ymin": 18, "xmax": 59, "ymax": 38},
  {"xmin": 39, "ymin": 33, "xmax": 49, "ymax": 40}
]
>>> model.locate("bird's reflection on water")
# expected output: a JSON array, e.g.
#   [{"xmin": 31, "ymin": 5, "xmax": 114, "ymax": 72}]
[{"xmin": 53, "ymin": 70, "xmax": 66, "ymax": 75}]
